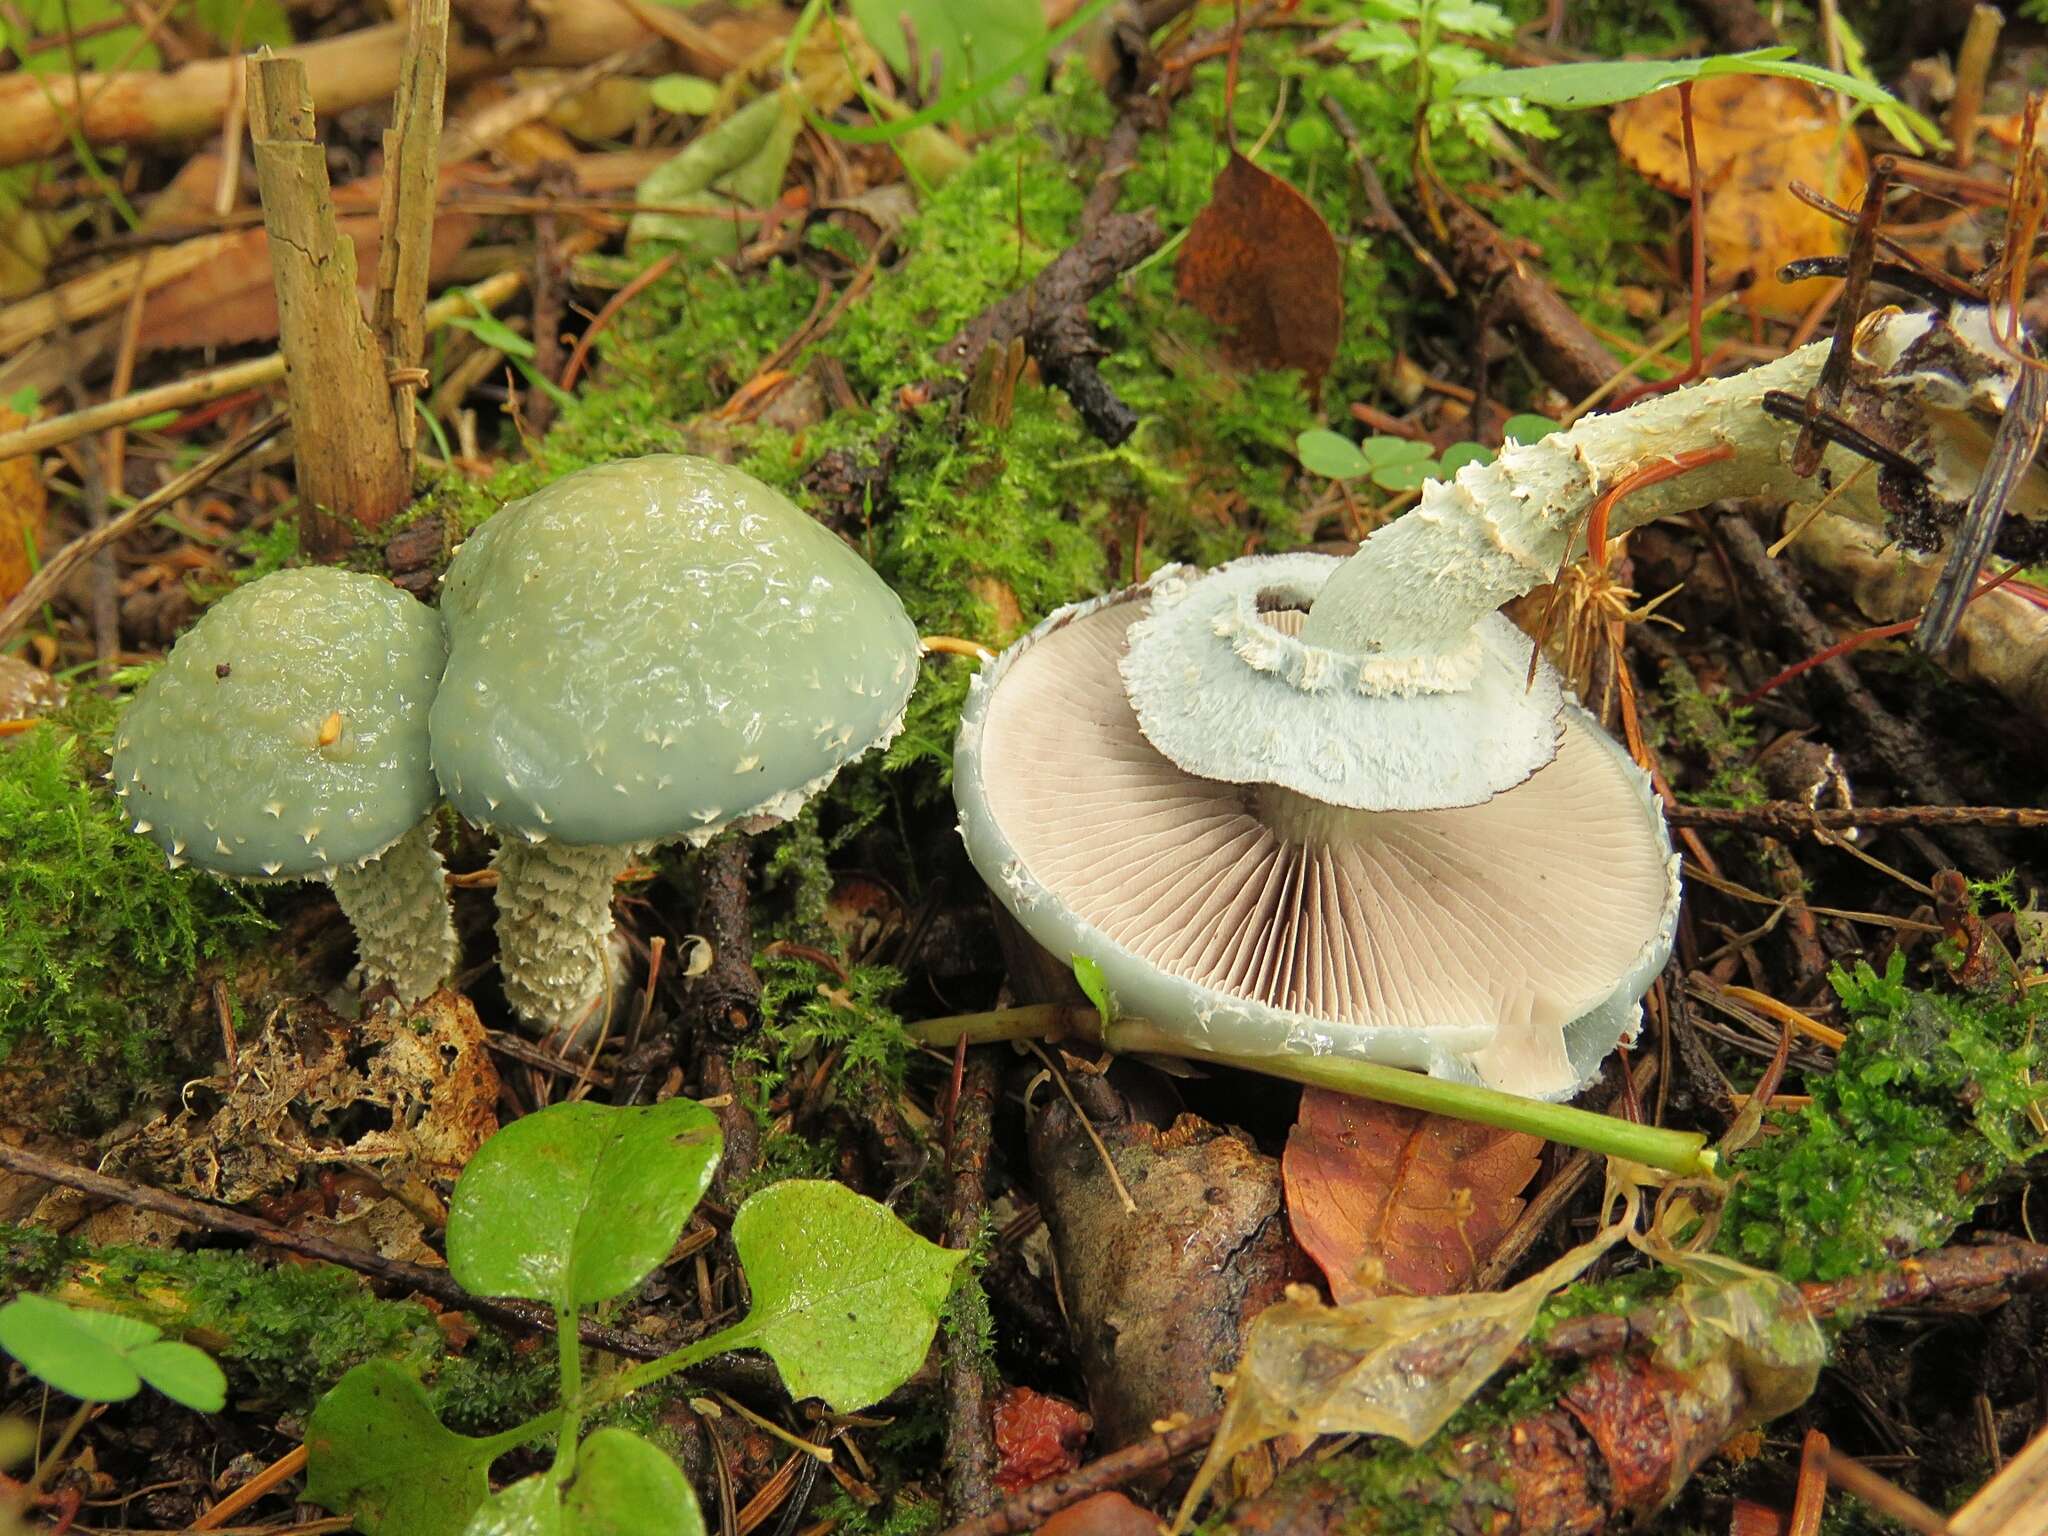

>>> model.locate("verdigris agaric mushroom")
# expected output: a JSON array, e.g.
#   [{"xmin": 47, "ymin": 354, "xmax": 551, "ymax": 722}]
[
  {"xmin": 113, "ymin": 567, "xmax": 457, "ymax": 1003},
  {"xmin": 430, "ymin": 454, "xmax": 920, "ymax": 1034},
  {"xmin": 955, "ymin": 557, "xmax": 1678, "ymax": 1101}
]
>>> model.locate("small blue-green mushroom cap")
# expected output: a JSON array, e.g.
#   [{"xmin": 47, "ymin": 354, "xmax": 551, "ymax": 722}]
[
  {"xmin": 112, "ymin": 568, "xmax": 447, "ymax": 879},
  {"xmin": 430, "ymin": 455, "xmax": 920, "ymax": 847}
]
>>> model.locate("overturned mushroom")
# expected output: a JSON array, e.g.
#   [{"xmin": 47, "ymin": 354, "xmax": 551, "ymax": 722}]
[
  {"xmin": 956, "ymin": 558, "xmax": 1677, "ymax": 1100},
  {"xmin": 113, "ymin": 568, "xmax": 457, "ymax": 1003},
  {"xmin": 430, "ymin": 454, "xmax": 920, "ymax": 1033}
]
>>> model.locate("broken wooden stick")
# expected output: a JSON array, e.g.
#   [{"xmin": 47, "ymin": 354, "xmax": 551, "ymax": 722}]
[
  {"xmin": 248, "ymin": 52, "xmax": 409, "ymax": 554},
  {"xmin": 0, "ymin": 1, "xmax": 786, "ymax": 169},
  {"xmin": 373, "ymin": 0, "xmax": 452, "ymax": 460}
]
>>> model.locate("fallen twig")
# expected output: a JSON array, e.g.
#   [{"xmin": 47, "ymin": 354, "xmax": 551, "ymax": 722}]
[
  {"xmin": 942, "ymin": 1051, "xmax": 1002, "ymax": 1523},
  {"xmin": 1666, "ymin": 802, "xmax": 2048, "ymax": 835},
  {"xmin": 0, "ymin": 412, "xmax": 285, "ymax": 646}
]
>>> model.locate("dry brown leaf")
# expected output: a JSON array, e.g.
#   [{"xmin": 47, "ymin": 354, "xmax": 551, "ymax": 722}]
[
  {"xmin": 1174, "ymin": 152, "xmax": 1343, "ymax": 397},
  {"xmin": 0, "ymin": 406, "xmax": 47, "ymax": 605},
  {"xmin": 1611, "ymin": 76, "xmax": 1868, "ymax": 316},
  {"xmin": 1281, "ymin": 1088, "xmax": 1542, "ymax": 1302}
]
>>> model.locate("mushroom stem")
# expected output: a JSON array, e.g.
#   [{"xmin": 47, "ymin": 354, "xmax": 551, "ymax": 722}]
[
  {"xmin": 328, "ymin": 819, "xmax": 459, "ymax": 1003},
  {"xmin": 907, "ymin": 1008, "xmax": 1715, "ymax": 1176},
  {"xmin": 491, "ymin": 838, "xmax": 637, "ymax": 1029},
  {"xmin": 1297, "ymin": 337, "xmax": 1882, "ymax": 672}
]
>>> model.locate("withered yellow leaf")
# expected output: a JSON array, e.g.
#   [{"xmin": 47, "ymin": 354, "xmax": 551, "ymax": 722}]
[{"xmin": 1612, "ymin": 75, "xmax": 1869, "ymax": 316}]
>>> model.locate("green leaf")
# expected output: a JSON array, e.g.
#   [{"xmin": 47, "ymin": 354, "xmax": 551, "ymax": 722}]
[
  {"xmin": 1356, "ymin": 437, "xmax": 1435, "ymax": 468},
  {"xmin": 1502, "ymin": 413, "xmax": 1561, "ymax": 446},
  {"xmin": 305, "ymin": 1361, "xmax": 504, "ymax": 1536},
  {"xmin": 649, "ymin": 75, "xmax": 721, "ymax": 116},
  {"xmin": 445, "ymin": 1098, "xmax": 722, "ymax": 1310},
  {"xmin": 1450, "ymin": 47, "xmax": 1913, "ymax": 115},
  {"xmin": 1437, "ymin": 442, "xmax": 1494, "ymax": 473},
  {"xmin": 1296, "ymin": 429, "xmax": 1372, "ymax": 480},
  {"xmin": 0, "ymin": 1294, "xmax": 224, "ymax": 1409},
  {"xmin": 7, "ymin": 386, "xmax": 38, "ymax": 413},
  {"xmin": 727, "ymin": 1181, "xmax": 965, "ymax": 1411},
  {"xmin": 848, "ymin": 0, "xmax": 1045, "ymax": 130},
  {"xmin": 128, "ymin": 1339, "xmax": 227, "ymax": 1412},
  {"xmin": 630, "ymin": 91, "xmax": 803, "ymax": 257},
  {"xmin": 463, "ymin": 1475, "xmax": 562, "ymax": 1536},
  {"xmin": 446, "ymin": 302, "xmax": 536, "ymax": 360},
  {"xmin": 1370, "ymin": 459, "xmax": 1441, "ymax": 492},
  {"xmin": 1072, "ymin": 954, "xmax": 1115, "ymax": 1030},
  {"xmin": 565, "ymin": 1429, "xmax": 704, "ymax": 1536}
]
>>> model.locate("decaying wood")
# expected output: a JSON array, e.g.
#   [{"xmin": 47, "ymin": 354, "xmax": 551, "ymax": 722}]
[
  {"xmin": 373, "ymin": 0, "xmax": 453, "ymax": 460},
  {"xmin": 1434, "ymin": 198, "xmax": 1617, "ymax": 402},
  {"xmin": 938, "ymin": 212, "xmax": 1163, "ymax": 377},
  {"xmin": 943, "ymin": 1052, "xmax": 1003, "ymax": 1523},
  {"xmin": 247, "ymin": 55, "xmax": 409, "ymax": 554},
  {"xmin": 1029, "ymin": 1073, "xmax": 1294, "ymax": 1454},
  {"xmin": 0, "ymin": 1, "xmax": 788, "ymax": 169},
  {"xmin": 1788, "ymin": 507, "xmax": 2048, "ymax": 723}
]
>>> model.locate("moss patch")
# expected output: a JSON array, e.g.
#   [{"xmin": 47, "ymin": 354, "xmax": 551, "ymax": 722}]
[
  {"xmin": 1721, "ymin": 953, "xmax": 2047, "ymax": 1282},
  {"xmin": 0, "ymin": 702, "xmax": 268, "ymax": 1080}
]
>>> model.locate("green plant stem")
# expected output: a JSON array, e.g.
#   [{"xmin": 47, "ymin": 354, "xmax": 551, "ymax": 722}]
[
  {"xmin": 25, "ymin": 1400, "xmax": 94, "ymax": 1499},
  {"xmin": 551, "ymin": 1304, "xmax": 582, "ymax": 1480},
  {"xmin": 903, "ymin": 1010, "xmax": 1715, "ymax": 1176}
]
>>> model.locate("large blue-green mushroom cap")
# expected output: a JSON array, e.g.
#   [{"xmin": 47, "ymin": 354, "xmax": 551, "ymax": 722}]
[
  {"xmin": 112, "ymin": 568, "xmax": 447, "ymax": 878},
  {"xmin": 430, "ymin": 455, "xmax": 920, "ymax": 847}
]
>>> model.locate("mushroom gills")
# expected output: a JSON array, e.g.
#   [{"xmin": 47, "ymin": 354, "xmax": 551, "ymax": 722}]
[{"xmin": 329, "ymin": 819, "xmax": 460, "ymax": 1004}]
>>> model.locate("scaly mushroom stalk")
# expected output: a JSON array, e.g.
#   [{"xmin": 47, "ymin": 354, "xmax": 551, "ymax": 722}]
[
  {"xmin": 488, "ymin": 839, "xmax": 637, "ymax": 1027},
  {"xmin": 330, "ymin": 819, "xmax": 460, "ymax": 1004}
]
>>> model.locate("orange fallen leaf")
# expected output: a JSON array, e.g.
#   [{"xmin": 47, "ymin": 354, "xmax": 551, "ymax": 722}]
[
  {"xmin": 1281, "ymin": 1088, "xmax": 1542, "ymax": 1302},
  {"xmin": 1174, "ymin": 152, "xmax": 1343, "ymax": 398},
  {"xmin": 1611, "ymin": 76, "xmax": 1868, "ymax": 317},
  {"xmin": 0, "ymin": 404, "xmax": 47, "ymax": 605},
  {"xmin": 993, "ymin": 1384, "xmax": 1092, "ymax": 1493}
]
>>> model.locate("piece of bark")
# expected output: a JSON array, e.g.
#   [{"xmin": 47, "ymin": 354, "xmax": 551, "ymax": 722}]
[
  {"xmin": 944, "ymin": 1052, "xmax": 1002, "ymax": 1523},
  {"xmin": 938, "ymin": 212, "xmax": 1161, "ymax": 377},
  {"xmin": 247, "ymin": 55, "xmax": 409, "ymax": 554},
  {"xmin": 372, "ymin": 0, "xmax": 451, "ymax": 458},
  {"xmin": 1788, "ymin": 507, "xmax": 2048, "ymax": 726},
  {"xmin": 0, "ymin": 1, "xmax": 786, "ymax": 169},
  {"xmin": 1029, "ymin": 1076, "xmax": 1294, "ymax": 1453}
]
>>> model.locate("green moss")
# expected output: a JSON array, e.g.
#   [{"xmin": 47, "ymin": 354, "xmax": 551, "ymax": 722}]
[
  {"xmin": 0, "ymin": 708, "xmax": 268, "ymax": 1075},
  {"xmin": 1721, "ymin": 954, "xmax": 2047, "ymax": 1282},
  {"xmin": 6, "ymin": 1230, "xmax": 554, "ymax": 1430},
  {"xmin": 1658, "ymin": 661, "xmax": 1767, "ymax": 809}
]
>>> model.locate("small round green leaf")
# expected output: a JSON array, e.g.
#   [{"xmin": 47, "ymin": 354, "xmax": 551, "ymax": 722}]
[
  {"xmin": 128, "ymin": 1339, "xmax": 227, "ymax": 1412},
  {"xmin": 463, "ymin": 1475, "xmax": 563, "ymax": 1536},
  {"xmin": 1437, "ymin": 442, "xmax": 1494, "ymax": 473},
  {"xmin": 446, "ymin": 1098, "xmax": 723, "ymax": 1309},
  {"xmin": 649, "ymin": 75, "xmax": 721, "ymax": 116},
  {"xmin": 1295, "ymin": 429, "xmax": 1371, "ymax": 481},
  {"xmin": 1356, "ymin": 436, "xmax": 1434, "ymax": 468},
  {"xmin": 1370, "ymin": 459, "xmax": 1441, "ymax": 492},
  {"xmin": 728, "ymin": 1181, "xmax": 966, "ymax": 1412},
  {"xmin": 564, "ymin": 1429, "xmax": 705, "ymax": 1536},
  {"xmin": 0, "ymin": 1294, "xmax": 149, "ymax": 1403},
  {"xmin": 305, "ymin": 1360, "xmax": 503, "ymax": 1536},
  {"xmin": 1502, "ymin": 413, "xmax": 1560, "ymax": 446}
]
